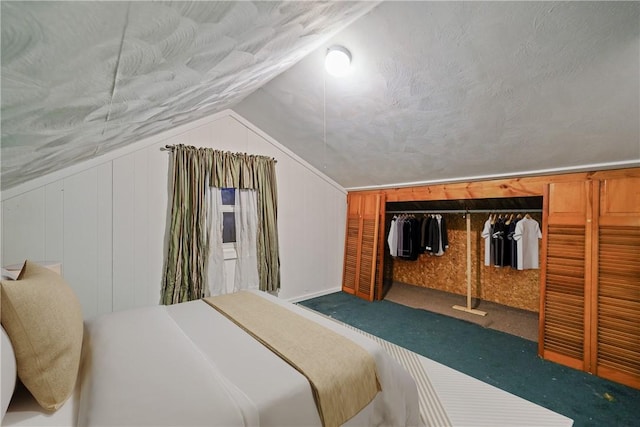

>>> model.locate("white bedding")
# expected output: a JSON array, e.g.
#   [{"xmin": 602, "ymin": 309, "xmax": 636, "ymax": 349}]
[{"xmin": 3, "ymin": 291, "xmax": 419, "ymax": 427}]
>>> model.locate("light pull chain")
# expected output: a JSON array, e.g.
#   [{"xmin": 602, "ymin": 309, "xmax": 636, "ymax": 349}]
[{"xmin": 323, "ymin": 65, "xmax": 327, "ymax": 170}]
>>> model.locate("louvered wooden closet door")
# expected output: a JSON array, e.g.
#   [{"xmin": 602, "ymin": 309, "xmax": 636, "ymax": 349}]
[
  {"xmin": 343, "ymin": 214, "xmax": 360, "ymax": 294},
  {"xmin": 356, "ymin": 195, "xmax": 380, "ymax": 301},
  {"xmin": 540, "ymin": 181, "xmax": 593, "ymax": 370},
  {"xmin": 544, "ymin": 225, "xmax": 587, "ymax": 365},
  {"xmin": 593, "ymin": 177, "xmax": 640, "ymax": 389},
  {"xmin": 342, "ymin": 194, "xmax": 381, "ymax": 301}
]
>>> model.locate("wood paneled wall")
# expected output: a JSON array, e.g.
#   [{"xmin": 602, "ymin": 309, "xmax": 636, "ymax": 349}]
[
  {"xmin": 346, "ymin": 167, "xmax": 639, "ymax": 388},
  {"xmin": 389, "ymin": 213, "xmax": 542, "ymax": 312},
  {"xmin": 354, "ymin": 168, "xmax": 640, "ymax": 201},
  {"xmin": 350, "ymin": 167, "xmax": 639, "ymax": 310}
]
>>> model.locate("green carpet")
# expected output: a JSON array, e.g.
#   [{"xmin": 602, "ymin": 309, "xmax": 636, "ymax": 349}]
[{"xmin": 299, "ymin": 291, "xmax": 640, "ymax": 427}]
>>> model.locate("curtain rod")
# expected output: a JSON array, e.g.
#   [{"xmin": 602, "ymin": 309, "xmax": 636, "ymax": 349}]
[
  {"xmin": 160, "ymin": 144, "xmax": 277, "ymax": 162},
  {"xmin": 386, "ymin": 209, "xmax": 542, "ymax": 214}
]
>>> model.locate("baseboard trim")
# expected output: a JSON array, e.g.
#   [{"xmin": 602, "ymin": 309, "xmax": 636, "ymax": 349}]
[{"xmin": 286, "ymin": 286, "xmax": 342, "ymax": 303}]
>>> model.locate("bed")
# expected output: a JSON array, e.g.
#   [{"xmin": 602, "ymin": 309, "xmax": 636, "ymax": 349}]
[{"xmin": 1, "ymin": 261, "xmax": 419, "ymax": 427}]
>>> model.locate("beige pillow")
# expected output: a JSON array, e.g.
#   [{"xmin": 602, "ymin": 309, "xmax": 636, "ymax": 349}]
[{"xmin": 0, "ymin": 261, "xmax": 83, "ymax": 411}]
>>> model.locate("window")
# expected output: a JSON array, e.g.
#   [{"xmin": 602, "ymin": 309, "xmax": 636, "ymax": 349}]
[{"xmin": 221, "ymin": 188, "xmax": 236, "ymax": 244}]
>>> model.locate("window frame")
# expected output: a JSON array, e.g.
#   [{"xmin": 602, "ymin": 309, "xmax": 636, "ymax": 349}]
[{"xmin": 220, "ymin": 189, "xmax": 237, "ymax": 260}]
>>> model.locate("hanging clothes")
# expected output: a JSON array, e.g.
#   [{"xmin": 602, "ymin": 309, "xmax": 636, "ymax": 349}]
[
  {"xmin": 397, "ymin": 216, "xmax": 421, "ymax": 260},
  {"xmin": 513, "ymin": 215, "xmax": 542, "ymax": 270},
  {"xmin": 481, "ymin": 215, "xmax": 494, "ymax": 266},
  {"xmin": 396, "ymin": 216, "xmax": 405, "ymax": 257},
  {"xmin": 436, "ymin": 214, "xmax": 449, "ymax": 256},
  {"xmin": 491, "ymin": 216, "xmax": 510, "ymax": 267},
  {"xmin": 388, "ymin": 212, "xmax": 452, "ymax": 259},
  {"xmin": 506, "ymin": 216, "xmax": 521, "ymax": 269},
  {"xmin": 399, "ymin": 216, "xmax": 413, "ymax": 258},
  {"xmin": 389, "ymin": 215, "xmax": 416, "ymax": 260},
  {"xmin": 419, "ymin": 215, "xmax": 428, "ymax": 252},
  {"xmin": 417, "ymin": 216, "xmax": 427, "ymax": 254},
  {"xmin": 421, "ymin": 215, "xmax": 432, "ymax": 252},
  {"xmin": 410, "ymin": 216, "xmax": 422, "ymax": 260},
  {"xmin": 424, "ymin": 215, "xmax": 437, "ymax": 253},
  {"xmin": 387, "ymin": 216, "xmax": 398, "ymax": 257},
  {"xmin": 425, "ymin": 214, "xmax": 448, "ymax": 256}
]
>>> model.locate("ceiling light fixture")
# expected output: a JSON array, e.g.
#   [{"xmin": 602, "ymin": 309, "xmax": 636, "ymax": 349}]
[{"xmin": 325, "ymin": 46, "xmax": 352, "ymax": 77}]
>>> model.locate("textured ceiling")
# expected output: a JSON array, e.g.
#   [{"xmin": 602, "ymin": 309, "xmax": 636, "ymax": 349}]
[
  {"xmin": 236, "ymin": 1, "xmax": 640, "ymax": 188},
  {"xmin": 2, "ymin": 1, "xmax": 639, "ymax": 192},
  {"xmin": 0, "ymin": 0, "xmax": 377, "ymax": 190}
]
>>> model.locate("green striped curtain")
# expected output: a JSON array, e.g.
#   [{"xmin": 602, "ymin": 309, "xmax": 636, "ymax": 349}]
[
  {"xmin": 161, "ymin": 145, "xmax": 280, "ymax": 304},
  {"xmin": 161, "ymin": 146, "xmax": 211, "ymax": 304}
]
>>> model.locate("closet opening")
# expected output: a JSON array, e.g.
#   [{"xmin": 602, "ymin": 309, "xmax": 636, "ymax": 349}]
[{"xmin": 383, "ymin": 196, "xmax": 543, "ymax": 342}]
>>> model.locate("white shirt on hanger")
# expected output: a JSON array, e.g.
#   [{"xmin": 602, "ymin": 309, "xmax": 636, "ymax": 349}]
[
  {"xmin": 481, "ymin": 218, "xmax": 493, "ymax": 266},
  {"xmin": 513, "ymin": 216, "xmax": 542, "ymax": 270},
  {"xmin": 388, "ymin": 217, "xmax": 398, "ymax": 257}
]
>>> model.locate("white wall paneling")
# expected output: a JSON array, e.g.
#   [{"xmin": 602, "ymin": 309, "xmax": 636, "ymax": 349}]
[
  {"xmin": 244, "ymin": 125, "xmax": 347, "ymax": 301},
  {"xmin": 112, "ymin": 155, "xmax": 136, "ymax": 313},
  {"xmin": 44, "ymin": 181, "xmax": 64, "ymax": 266},
  {"xmin": 2, "ymin": 188, "xmax": 46, "ymax": 265},
  {"xmin": 303, "ymin": 173, "xmax": 329, "ymax": 299},
  {"xmin": 133, "ymin": 150, "xmax": 150, "ymax": 308},
  {"xmin": 1, "ymin": 110, "xmax": 347, "ymax": 318},
  {"xmin": 63, "ymin": 169, "xmax": 100, "ymax": 319},
  {"xmin": 328, "ymin": 189, "xmax": 347, "ymax": 293},
  {"xmin": 96, "ymin": 163, "xmax": 113, "ymax": 316},
  {"xmin": 276, "ymin": 158, "xmax": 308, "ymax": 300}
]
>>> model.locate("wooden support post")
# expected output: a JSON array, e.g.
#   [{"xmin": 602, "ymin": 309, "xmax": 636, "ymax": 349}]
[{"xmin": 453, "ymin": 212, "xmax": 487, "ymax": 316}]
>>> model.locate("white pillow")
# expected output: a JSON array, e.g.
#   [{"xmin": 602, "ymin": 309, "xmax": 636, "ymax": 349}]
[
  {"xmin": 1, "ymin": 325, "xmax": 17, "ymax": 420},
  {"xmin": 1, "ymin": 268, "xmax": 18, "ymax": 281}
]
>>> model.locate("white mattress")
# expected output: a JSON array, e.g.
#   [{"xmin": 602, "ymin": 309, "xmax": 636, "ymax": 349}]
[{"xmin": 3, "ymin": 291, "xmax": 419, "ymax": 427}]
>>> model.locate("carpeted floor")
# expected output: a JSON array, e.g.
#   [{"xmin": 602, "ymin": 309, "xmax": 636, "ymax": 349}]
[
  {"xmin": 385, "ymin": 282, "xmax": 539, "ymax": 341},
  {"xmin": 299, "ymin": 291, "xmax": 640, "ymax": 427}
]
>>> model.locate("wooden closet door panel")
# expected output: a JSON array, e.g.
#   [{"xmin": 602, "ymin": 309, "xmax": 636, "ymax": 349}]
[
  {"xmin": 342, "ymin": 193, "xmax": 381, "ymax": 301},
  {"xmin": 347, "ymin": 193, "xmax": 363, "ymax": 217},
  {"xmin": 343, "ymin": 194, "xmax": 363, "ymax": 295},
  {"xmin": 547, "ymin": 181, "xmax": 589, "ymax": 224},
  {"xmin": 356, "ymin": 216, "xmax": 376, "ymax": 300},
  {"xmin": 594, "ymin": 177, "xmax": 640, "ymax": 389},
  {"xmin": 542, "ymin": 224, "xmax": 587, "ymax": 369},
  {"xmin": 540, "ymin": 181, "xmax": 592, "ymax": 370},
  {"xmin": 356, "ymin": 194, "xmax": 380, "ymax": 301},
  {"xmin": 375, "ymin": 200, "xmax": 388, "ymax": 300},
  {"xmin": 342, "ymin": 215, "xmax": 360, "ymax": 295},
  {"xmin": 599, "ymin": 177, "xmax": 640, "ymax": 226}
]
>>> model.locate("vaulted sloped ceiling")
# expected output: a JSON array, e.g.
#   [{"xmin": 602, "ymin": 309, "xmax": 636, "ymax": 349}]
[
  {"xmin": 2, "ymin": 1, "xmax": 639, "ymax": 191},
  {"xmin": 235, "ymin": 1, "xmax": 640, "ymax": 189},
  {"xmin": 0, "ymin": 0, "xmax": 378, "ymax": 190}
]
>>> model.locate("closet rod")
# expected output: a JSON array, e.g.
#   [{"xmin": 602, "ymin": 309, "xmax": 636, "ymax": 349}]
[{"xmin": 386, "ymin": 209, "xmax": 542, "ymax": 214}]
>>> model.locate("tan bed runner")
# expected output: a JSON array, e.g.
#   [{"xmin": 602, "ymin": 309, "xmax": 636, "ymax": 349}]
[{"xmin": 204, "ymin": 291, "xmax": 380, "ymax": 427}]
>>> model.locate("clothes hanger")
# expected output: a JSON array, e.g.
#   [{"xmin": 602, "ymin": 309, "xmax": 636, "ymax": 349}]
[{"xmin": 505, "ymin": 213, "xmax": 514, "ymax": 225}]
